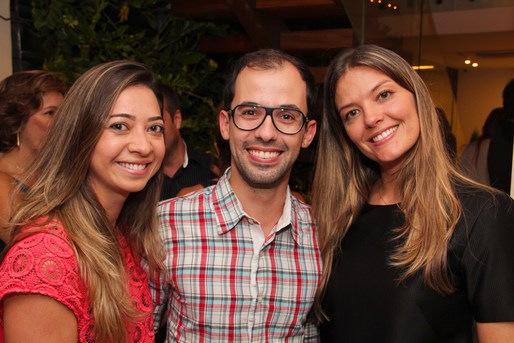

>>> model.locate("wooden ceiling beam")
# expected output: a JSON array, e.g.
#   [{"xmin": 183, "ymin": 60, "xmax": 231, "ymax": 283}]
[
  {"xmin": 198, "ymin": 28, "xmax": 353, "ymax": 55},
  {"xmin": 224, "ymin": 0, "xmax": 287, "ymax": 49},
  {"xmin": 281, "ymin": 28, "xmax": 354, "ymax": 51},
  {"xmin": 256, "ymin": 0, "xmax": 338, "ymax": 9}
]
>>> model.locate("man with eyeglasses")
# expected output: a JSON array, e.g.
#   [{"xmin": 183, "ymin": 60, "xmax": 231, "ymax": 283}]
[{"xmin": 152, "ymin": 49, "xmax": 321, "ymax": 342}]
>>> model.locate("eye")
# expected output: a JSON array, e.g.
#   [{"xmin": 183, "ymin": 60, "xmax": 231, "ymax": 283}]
[
  {"xmin": 277, "ymin": 110, "xmax": 301, "ymax": 123},
  {"xmin": 344, "ymin": 109, "xmax": 359, "ymax": 121},
  {"xmin": 149, "ymin": 124, "xmax": 164, "ymax": 133},
  {"xmin": 43, "ymin": 109, "xmax": 57, "ymax": 116},
  {"xmin": 110, "ymin": 123, "xmax": 128, "ymax": 131},
  {"xmin": 378, "ymin": 90, "xmax": 392, "ymax": 100},
  {"xmin": 241, "ymin": 108, "xmax": 258, "ymax": 116}
]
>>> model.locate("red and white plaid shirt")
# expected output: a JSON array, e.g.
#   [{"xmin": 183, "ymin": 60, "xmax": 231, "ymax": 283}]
[{"xmin": 151, "ymin": 169, "xmax": 321, "ymax": 342}]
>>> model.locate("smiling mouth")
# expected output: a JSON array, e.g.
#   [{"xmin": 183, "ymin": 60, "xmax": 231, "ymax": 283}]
[
  {"xmin": 118, "ymin": 162, "xmax": 148, "ymax": 171},
  {"xmin": 371, "ymin": 126, "xmax": 398, "ymax": 142},
  {"xmin": 248, "ymin": 149, "xmax": 280, "ymax": 159}
]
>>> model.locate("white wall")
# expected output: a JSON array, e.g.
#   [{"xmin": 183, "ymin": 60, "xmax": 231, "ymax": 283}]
[
  {"xmin": 456, "ymin": 68, "xmax": 514, "ymax": 148},
  {"xmin": 0, "ymin": 1, "xmax": 12, "ymax": 80}
]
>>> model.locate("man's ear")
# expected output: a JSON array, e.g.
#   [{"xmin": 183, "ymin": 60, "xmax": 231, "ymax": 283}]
[
  {"xmin": 219, "ymin": 110, "xmax": 231, "ymax": 141},
  {"xmin": 173, "ymin": 109, "xmax": 183, "ymax": 130},
  {"xmin": 301, "ymin": 119, "xmax": 317, "ymax": 148}
]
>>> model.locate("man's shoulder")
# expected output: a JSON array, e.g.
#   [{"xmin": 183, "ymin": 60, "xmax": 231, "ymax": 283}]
[{"xmin": 158, "ymin": 185, "xmax": 214, "ymax": 212}]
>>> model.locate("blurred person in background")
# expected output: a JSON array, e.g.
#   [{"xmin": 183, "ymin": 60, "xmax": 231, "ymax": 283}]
[
  {"xmin": 159, "ymin": 84, "xmax": 216, "ymax": 200},
  {"xmin": 488, "ymin": 79, "xmax": 514, "ymax": 194},
  {"xmin": 460, "ymin": 107, "xmax": 504, "ymax": 185},
  {"xmin": 0, "ymin": 70, "xmax": 67, "ymax": 250}
]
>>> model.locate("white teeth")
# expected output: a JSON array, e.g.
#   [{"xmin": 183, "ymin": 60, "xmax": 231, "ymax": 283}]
[
  {"xmin": 249, "ymin": 150, "xmax": 280, "ymax": 159},
  {"xmin": 372, "ymin": 126, "xmax": 398, "ymax": 142},
  {"xmin": 119, "ymin": 162, "xmax": 147, "ymax": 170}
]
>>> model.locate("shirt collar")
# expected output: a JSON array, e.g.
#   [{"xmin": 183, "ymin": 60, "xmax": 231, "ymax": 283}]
[
  {"xmin": 181, "ymin": 139, "xmax": 189, "ymax": 168},
  {"xmin": 212, "ymin": 168, "xmax": 301, "ymax": 245}
]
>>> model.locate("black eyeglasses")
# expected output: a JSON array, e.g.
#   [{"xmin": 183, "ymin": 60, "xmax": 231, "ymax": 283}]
[{"xmin": 229, "ymin": 104, "xmax": 308, "ymax": 135}]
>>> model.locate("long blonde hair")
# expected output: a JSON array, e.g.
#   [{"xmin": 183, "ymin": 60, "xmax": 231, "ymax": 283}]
[
  {"xmin": 6, "ymin": 60, "xmax": 164, "ymax": 342},
  {"xmin": 312, "ymin": 44, "xmax": 478, "ymax": 321}
]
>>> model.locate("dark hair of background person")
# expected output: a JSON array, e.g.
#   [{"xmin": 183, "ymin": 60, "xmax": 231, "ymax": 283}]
[
  {"xmin": 488, "ymin": 79, "xmax": 514, "ymax": 193},
  {"xmin": 161, "ymin": 83, "xmax": 181, "ymax": 119},
  {"xmin": 503, "ymin": 79, "xmax": 514, "ymax": 116},
  {"xmin": 435, "ymin": 107, "xmax": 457, "ymax": 163},
  {"xmin": 472, "ymin": 107, "xmax": 504, "ymax": 165},
  {"xmin": 0, "ymin": 70, "xmax": 67, "ymax": 152}
]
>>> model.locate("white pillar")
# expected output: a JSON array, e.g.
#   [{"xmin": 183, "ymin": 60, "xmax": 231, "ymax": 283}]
[{"xmin": 0, "ymin": 0, "xmax": 12, "ymax": 80}]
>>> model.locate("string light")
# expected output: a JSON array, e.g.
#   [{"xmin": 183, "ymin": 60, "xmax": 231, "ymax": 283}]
[{"xmin": 369, "ymin": 0, "xmax": 399, "ymax": 11}]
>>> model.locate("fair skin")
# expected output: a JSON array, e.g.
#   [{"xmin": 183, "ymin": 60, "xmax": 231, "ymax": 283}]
[
  {"xmin": 219, "ymin": 62, "xmax": 316, "ymax": 235},
  {"xmin": 0, "ymin": 91, "xmax": 64, "ymax": 243},
  {"xmin": 162, "ymin": 107, "xmax": 186, "ymax": 178},
  {"xmin": 3, "ymin": 85, "xmax": 165, "ymax": 342},
  {"xmin": 0, "ymin": 91, "xmax": 64, "ymax": 179},
  {"xmin": 89, "ymin": 85, "xmax": 165, "ymax": 224},
  {"xmin": 336, "ymin": 66, "xmax": 419, "ymax": 205},
  {"xmin": 336, "ymin": 66, "xmax": 514, "ymax": 341}
]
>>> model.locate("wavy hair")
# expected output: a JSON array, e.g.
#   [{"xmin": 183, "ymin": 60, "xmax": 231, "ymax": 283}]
[
  {"xmin": 312, "ymin": 44, "xmax": 480, "ymax": 321},
  {"xmin": 6, "ymin": 60, "xmax": 164, "ymax": 342},
  {"xmin": 0, "ymin": 70, "xmax": 67, "ymax": 152}
]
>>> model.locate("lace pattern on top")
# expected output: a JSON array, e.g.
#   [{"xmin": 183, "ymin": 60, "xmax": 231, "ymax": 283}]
[{"xmin": 0, "ymin": 221, "xmax": 154, "ymax": 342}]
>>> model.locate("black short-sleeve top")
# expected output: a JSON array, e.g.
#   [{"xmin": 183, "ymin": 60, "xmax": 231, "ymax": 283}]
[{"xmin": 320, "ymin": 186, "xmax": 514, "ymax": 343}]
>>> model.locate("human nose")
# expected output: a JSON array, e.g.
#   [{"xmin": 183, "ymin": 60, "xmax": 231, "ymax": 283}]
[
  {"xmin": 254, "ymin": 114, "xmax": 278, "ymax": 141},
  {"xmin": 128, "ymin": 129, "xmax": 152, "ymax": 155},
  {"xmin": 363, "ymin": 106, "xmax": 384, "ymax": 128}
]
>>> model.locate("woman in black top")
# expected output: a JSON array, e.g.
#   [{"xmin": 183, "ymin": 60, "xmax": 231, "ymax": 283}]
[{"xmin": 312, "ymin": 44, "xmax": 514, "ymax": 342}]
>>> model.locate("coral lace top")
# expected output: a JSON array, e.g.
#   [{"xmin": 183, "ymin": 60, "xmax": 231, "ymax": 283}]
[{"xmin": 0, "ymin": 220, "xmax": 154, "ymax": 342}]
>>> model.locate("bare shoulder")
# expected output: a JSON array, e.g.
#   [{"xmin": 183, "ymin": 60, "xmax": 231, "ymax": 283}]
[{"xmin": 3, "ymin": 294, "xmax": 78, "ymax": 342}]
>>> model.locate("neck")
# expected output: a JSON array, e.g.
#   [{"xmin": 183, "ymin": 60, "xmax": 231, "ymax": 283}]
[
  {"xmin": 0, "ymin": 147, "xmax": 31, "ymax": 180},
  {"xmin": 163, "ymin": 139, "xmax": 186, "ymax": 177},
  {"xmin": 371, "ymin": 174, "xmax": 400, "ymax": 205},
  {"xmin": 229, "ymin": 174, "xmax": 288, "ymax": 236}
]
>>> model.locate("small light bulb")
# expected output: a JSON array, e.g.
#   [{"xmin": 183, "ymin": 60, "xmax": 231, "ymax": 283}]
[
  {"xmin": 472, "ymin": 62, "xmax": 478, "ymax": 67},
  {"xmin": 464, "ymin": 59, "xmax": 471, "ymax": 64}
]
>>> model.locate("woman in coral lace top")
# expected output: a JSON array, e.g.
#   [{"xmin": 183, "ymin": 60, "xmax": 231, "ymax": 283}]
[{"xmin": 0, "ymin": 60, "xmax": 165, "ymax": 342}]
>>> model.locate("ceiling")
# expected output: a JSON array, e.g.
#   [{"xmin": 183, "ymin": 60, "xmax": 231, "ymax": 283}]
[{"xmin": 170, "ymin": 0, "xmax": 514, "ymax": 80}]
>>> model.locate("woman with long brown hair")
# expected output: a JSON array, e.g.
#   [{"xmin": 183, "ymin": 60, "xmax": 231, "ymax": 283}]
[
  {"xmin": 312, "ymin": 44, "xmax": 514, "ymax": 342},
  {"xmin": 0, "ymin": 60, "xmax": 165, "ymax": 342}
]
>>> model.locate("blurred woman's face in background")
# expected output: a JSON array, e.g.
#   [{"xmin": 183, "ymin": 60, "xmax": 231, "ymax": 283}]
[{"xmin": 20, "ymin": 91, "xmax": 64, "ymax": 154}]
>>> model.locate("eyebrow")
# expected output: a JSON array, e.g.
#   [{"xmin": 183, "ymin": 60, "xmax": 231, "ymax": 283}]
[
  {"xmin": 239, "ymin": 102, "xmax": 303, "ymax": 111},
  {"xmin": 337, "ymin": 79, "xmax": 393, "ymax": 113},
  {"xmin": 109, "ymin": 113, "xmax": 163, "ymax": 122}
]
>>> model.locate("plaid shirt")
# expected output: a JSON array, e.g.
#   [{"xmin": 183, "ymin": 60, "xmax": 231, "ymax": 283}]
[{"xmin": 151, "ymin": 169, "xmax": 321, "ymax": 342}]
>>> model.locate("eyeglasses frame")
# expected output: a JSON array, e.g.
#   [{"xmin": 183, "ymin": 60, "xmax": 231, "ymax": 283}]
[{"xmin": 228, "ymin": 104, "xmax": 309, "ymax": 135}]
